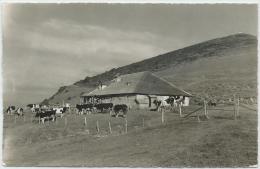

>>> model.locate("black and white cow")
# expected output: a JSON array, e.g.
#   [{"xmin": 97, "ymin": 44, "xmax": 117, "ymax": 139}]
[
  {"xmin": 35, "ymin": 109, "xmax": 56, "ymax": 124},
  {"xmin": 165, "ymin": 97, "xmax": 175, "ymax": 107},
  {"xmin": 27, "ymin": 104, "xmax": 40, "ymax": 113},
  {"xmin": 53, "ymin": 107, "xmax": 67, "ymax": 118},
  {"xmin": 113, "ymin": 104, "xmax": 128, "ymax": 118},
  {"xmin": 153, "ymin": 100, "xmax": 162, "ymax": 111},
  {"xmin": 15, "ymin": 108, "xmax": 24, "ymax": 116},
  {"xmin": 6, "ymin": 106, "xmax": 16, "ymax": 115}
]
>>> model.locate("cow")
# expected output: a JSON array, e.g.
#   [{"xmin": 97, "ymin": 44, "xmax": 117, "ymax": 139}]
[
  {"xmin": 15, "ymin": 108, "xmax": 24, "ymax": 116},
  {"xmin": 113, "ymin": 104, "xmax": 128, "ymax": 118},
  {"xmin": 76, "ymin": 104, "xmax": 94, "ymax": 115},
  {"xmin": 208, "ymin": 100, "xmax": 217, "ymax": 107},
  {"xmin": 153, "ymin": 100, "xmax": 162, "ymax": 111},
  {"xmin": 165, "ymin": 97, "xmax": 178, "ymax": 111},
  {"xmin": 35, "ymin": 109, "xmax": 56, "ymax": 124},
  {"xmin": 53, "ymin": 107, "xmax": 67, "ymax": 118},
  {"xmin": 95, "ymin": 103, "xmax": 113, "ymax": 113},
  {"xmin": 6, "ymin": 106, "xmax": 16, "ymax": 115},
  {"xmin": 27, "ymin": 104, "xmax": 40, "ymax": 113}
]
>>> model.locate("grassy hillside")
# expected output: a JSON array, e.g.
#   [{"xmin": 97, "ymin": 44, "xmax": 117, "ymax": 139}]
[
  {"xmin": 44, "ymin": 33, "xmax": 257, "ymax": 105},
  {"xmin": 3, "ymin": 105, "xmax": 257, "ymax": 167}
]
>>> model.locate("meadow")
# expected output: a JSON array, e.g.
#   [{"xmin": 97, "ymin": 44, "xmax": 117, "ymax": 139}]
[{"xmin": 3, "ymin": 104, "xmax": 257, "ymax": 167}]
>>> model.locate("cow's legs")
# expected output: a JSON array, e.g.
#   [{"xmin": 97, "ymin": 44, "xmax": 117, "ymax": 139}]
[
  {"xmin": 52, "ymin": 115, "xmax": 56, "ymax": 122},
  {"xmin": 41, "ymin": 118, "xmax": 45, "ymax": 124}
]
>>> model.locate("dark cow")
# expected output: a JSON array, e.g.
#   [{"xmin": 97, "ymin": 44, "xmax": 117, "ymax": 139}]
[
  {"xmin": 165, "ymin": 97, "xmax": 175, "ymax": 106},
  {"xmin": 113, "ymin": 104, "xmax": 128, "ymax": 117},
  {"xmin": 6, "ymin": 106, "xmax": 16, "ymax": 115},
  {"xmin": 35, "ymin": 109, "xmax": 56, "ymax": 124},
  {"xmin": 153, "ymin": 100, "xmax": 162, "ymax": 111},
  {"xmin": 27, "ymin": 104, "xmax": 34, "ymax": 108},
  {"xmin": 76, "ymin": 104, "xmax": 94, "ymax": 115},
  {"xmin": 95, "ymin": 103, "xmax": 113, "ymax": 113}
]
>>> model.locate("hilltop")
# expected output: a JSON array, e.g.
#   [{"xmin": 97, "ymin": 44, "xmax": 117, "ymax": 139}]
[{"xmin": 43, "ymin": 33, "xmax": 257, "ymax": 105}]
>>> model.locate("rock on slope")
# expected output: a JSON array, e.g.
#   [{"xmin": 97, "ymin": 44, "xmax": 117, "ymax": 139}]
[{"xmin": 43, "ymin": 33, "xmax": 257, "ymax": 105}]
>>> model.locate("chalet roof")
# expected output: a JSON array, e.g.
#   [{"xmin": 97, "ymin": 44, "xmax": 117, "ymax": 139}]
[{"xmin": 82, "ymin": 71, "xmax": 192, "ymax": 97}]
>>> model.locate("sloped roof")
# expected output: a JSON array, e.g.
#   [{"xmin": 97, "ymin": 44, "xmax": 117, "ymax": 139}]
[{"xmin": 82, "ymin": 71, "xmax": 192, "ymax": 97}]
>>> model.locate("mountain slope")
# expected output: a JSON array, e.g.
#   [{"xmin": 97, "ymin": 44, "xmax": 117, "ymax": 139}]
[{"xmin": 43, "ymin": 33, "xmax": 257, "ymax": 105}]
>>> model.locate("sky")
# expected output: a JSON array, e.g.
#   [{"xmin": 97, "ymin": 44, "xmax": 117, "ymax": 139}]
[{"xmin": 2, "ymin": 3, "xmax": 257, "ymax": 107}]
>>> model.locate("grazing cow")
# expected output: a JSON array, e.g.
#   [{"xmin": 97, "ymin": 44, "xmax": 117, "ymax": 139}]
[
  {"xmin": 35, "ymin": 109, "xmax": 56, "ymax": 124},
  {"xmin": 95, "ymin": 103, "xmax": 113, "ymax": 113},
  {"xmin": 113, "ymin": 104, "xmax": 128, "ymax": 117},
  {"xmin": 53, "ymin": 107, "xmax": 67, "ymax": 118},
  {"xmin": 15, "ymin": 108, "xmax": 24, "ymax": 116},
  {"xmin": 6, "ymin": 106, "xmax": 16, "ymax": 115},
  {"xmin": 76, "ymin": 104, "xmax": 94, "ymax": 115}
]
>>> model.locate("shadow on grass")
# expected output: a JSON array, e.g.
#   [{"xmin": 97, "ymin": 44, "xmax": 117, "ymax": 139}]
[{"xmin": 212, "ymin": 116, "xmax": 234, "ymax": 120}]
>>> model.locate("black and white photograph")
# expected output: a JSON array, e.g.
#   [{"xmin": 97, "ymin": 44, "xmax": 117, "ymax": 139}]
[{"xmin": 2, "ymin": 2, "xmax": 258, "ymax": 167}]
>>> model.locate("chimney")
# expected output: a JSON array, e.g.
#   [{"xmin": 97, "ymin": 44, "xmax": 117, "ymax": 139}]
[{"xmin": 98, "ymin": 80, "xmax": 103, "ymax": 90}]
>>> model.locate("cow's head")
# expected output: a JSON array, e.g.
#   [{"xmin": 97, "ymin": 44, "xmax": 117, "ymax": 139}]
[{"xmin": 27, "ymin": 104, "xmax": 34, "ymax": 108}]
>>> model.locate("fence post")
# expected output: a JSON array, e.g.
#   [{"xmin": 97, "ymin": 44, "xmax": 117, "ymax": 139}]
[
  {"xmin": 204, "ymin": 100, "xmax": 209, "ymax": 119},
  {"xmin": 197, "ymin": 113, "xmax": 201, "ymax": 123},
  {"xmin": 179, "ymin": 105, "xmax": 182, "ymax": 117},
  {"xmin": 96, "ymin": 120, "xmax": 100, "ymax": 133},
  {"xmin": 233, "ymin": 95, "xmax": 237, "ymax": 120},
  {"xmin": 84, "ymin": 117, "xmax": 87, "ymax": 126},
  {"xmin": 161, "ymin": 108, "xmax": 165, "ymax": 124},
  {"xmin": 108, "ymin": 121, "xmax": 112, "ymax": 134},
  {"xmin": 142, "ymin": 118, "xmax": 145, "ymax": 128},
  {"xmin": 237, "ymin": 98, "xmax": 240, "ymax": 118},
  {"xmin": 125, "ymin": 118, "xmax": 128, "ymax": 134}
]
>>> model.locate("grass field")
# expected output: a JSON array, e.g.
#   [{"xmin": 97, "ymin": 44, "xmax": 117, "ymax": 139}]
[{"xmin": 3, "ymin": 104, "xmax": 257, "ymax": 167}]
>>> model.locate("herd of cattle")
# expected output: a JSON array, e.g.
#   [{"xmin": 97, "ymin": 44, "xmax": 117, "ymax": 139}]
[
  {"xmin": 76, "ymin": 103, "xmax": 128, "ymax": 116},
  {"xmin": 5, "ymin": 96, "xmax": 217, "ymax": 124},
  {"xmin": 5, "ymin": 103, "xmax": 130, "ymax": 124}
]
